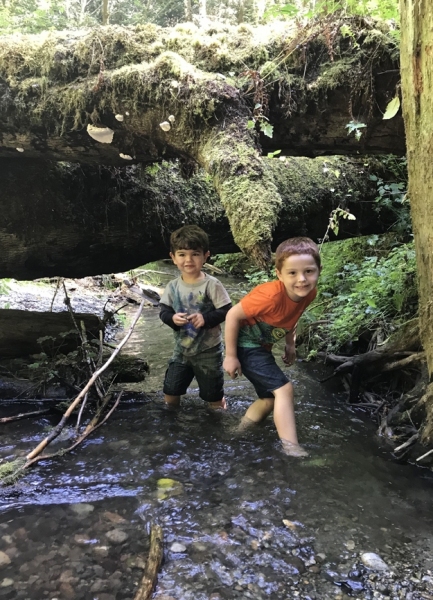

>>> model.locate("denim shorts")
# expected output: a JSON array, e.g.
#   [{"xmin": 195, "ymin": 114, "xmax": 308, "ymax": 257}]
[
  {"xmin": 237, "ymin": 345, "xmax": 290, "ymax": 399},
  {"xmin": 163, "ymin": 344, "xmax": 224, "ymax": 403}
]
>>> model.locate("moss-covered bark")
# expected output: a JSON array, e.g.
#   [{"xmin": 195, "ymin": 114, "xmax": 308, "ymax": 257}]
[
  {"xmin": 0, "ymin": 18, "xmax": 402, "ymax": 260},
  {"xmin": 0, "ymin": 156, "xmax": 393, "ymax": 279},
  {"xmin": 400, "ymin": 0, "xmax": 433, "ymax": 442}
]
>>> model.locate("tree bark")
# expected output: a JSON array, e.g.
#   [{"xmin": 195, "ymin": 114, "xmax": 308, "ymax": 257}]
[
  {"xmin": 0, "ymin": 156, "xmax": 392, "ymax": 280},
  {"xmin": 0, "ymin": 309, "xmax": 102, "ymax": 358},
  {"xmin": 400, "ymin": 0, "xmax": 433, "ymax": 441}
]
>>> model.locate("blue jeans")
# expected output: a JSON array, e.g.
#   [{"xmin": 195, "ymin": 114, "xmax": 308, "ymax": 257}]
[{"xmin": 237, "ymin": 345, "xmax": 290, "ymax": 399}]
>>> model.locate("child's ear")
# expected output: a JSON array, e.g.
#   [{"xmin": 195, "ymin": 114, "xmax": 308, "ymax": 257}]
[
  {"xmin": 204, "ymin": 251, "xmax": 210, "ymax": 261},
  {"xmin": 169, "ymin": 252, "xmax": 175, "ymax": 263}
]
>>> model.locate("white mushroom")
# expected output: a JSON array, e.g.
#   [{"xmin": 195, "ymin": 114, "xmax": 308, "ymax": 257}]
[
  {"xmin": 16, "ymin": 147, "xmax": 24, "ymax": 152},
  {"xmin": 119, "ymin": 153, "xmax": 133, "ymax": 160},
  {"xmin": 87, "ymin": 124, "xmax": 114, "ymax": 144},
  {"xmin": 168, "ymin": 115, "xmax": 175, "ymax": 123},
  {"xmin": 115, "ymin": 114, "xmax": 124, "ymax": 122},
  {"xmin": 159, "ymin": 121, "xmax": 171, "ymax": 132}
]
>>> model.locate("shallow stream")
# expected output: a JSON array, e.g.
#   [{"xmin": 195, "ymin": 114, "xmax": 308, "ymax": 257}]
[{"xmin": 0, "ymin": 267, "xmax": 432, "ymax": 600}]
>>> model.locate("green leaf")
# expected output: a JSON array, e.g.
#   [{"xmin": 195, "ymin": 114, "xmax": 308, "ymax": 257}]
[
  {"xmin": 260, "ymin": 122, "xmax": 274, "ymax": 138},
  {"xmin": 247, "ymin": 120, "xmax": 255, "ymax": 130},
  {"xmin": 383, "ymin": 96, "xmax": 400, "ymax": 120}
]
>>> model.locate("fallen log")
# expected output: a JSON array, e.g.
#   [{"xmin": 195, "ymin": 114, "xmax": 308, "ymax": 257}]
[
  {"xmin": 0, "ymin": 156, "xmax": 394, "ymax": 279},
  {"xmin": 0, "ymin": 309, "xmax": 103, "ymax": 358}
]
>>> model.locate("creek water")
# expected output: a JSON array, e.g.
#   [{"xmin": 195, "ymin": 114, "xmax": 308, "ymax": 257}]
[{"xmin": 0, "ymin": 267, "xmax": 433, "ymax": 600}]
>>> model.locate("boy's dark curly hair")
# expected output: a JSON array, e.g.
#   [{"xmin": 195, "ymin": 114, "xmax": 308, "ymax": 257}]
[{"xmin": 170, "ymin": 225, "xmax": 209, "ymax": 254}]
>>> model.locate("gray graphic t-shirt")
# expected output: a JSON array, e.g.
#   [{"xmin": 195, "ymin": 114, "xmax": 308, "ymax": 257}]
[{"xmin": 160, "ymin": 273, "xmax": 231, "ymax": 357}]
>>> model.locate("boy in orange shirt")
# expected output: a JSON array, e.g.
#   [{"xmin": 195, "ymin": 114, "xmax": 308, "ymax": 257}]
[{"xmin": 223, "ymin": 237, "xmax": 320, "ymax": 457}]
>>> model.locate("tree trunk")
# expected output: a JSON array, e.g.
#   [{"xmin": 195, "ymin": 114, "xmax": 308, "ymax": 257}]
[
  {"xmin": 102, "ymin": 0, "xmax": 109, "ymax": 25},
  {"xmin": 0, "ymin": 20, "xmax": 403, "ymax": 261},
  {"xmin": 0, "ymin": 156, "xmax": 393, "ymax": 280},
  {"xmin": 400, "ymin": 0, "xmax": 433, "ymax": 441},
  {"xmin": 184, "ymin": 0, "xmax": 192, "ymax": 21}
]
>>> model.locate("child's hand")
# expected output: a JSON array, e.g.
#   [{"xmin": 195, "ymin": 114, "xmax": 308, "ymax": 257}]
[
  {"xmin": 173, "ymin": 312, "xmax": 189, "ymax": 326},
  {"xmin": 223, "ymin": 356, "xmax": 242, "ymax": 379},
  {"xmin": 187, "ymin": 313, "xmax": 205, "ymax": 328},
  {"xmin": 282, "ymin": 344, "xmax": 296, "ymax": 366}
]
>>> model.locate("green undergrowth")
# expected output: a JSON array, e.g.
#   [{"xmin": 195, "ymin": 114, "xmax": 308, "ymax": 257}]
[
  {"xmin": 306, "ymin": 235, "xmax": 417, "ymax": 355},
  {"xmin": 215, "ymin": 233, "xmax": 418, "ymax": 356}
]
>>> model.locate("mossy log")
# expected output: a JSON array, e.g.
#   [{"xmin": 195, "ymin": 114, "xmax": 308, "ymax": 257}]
[
  {"xmin": 0, "ymin": 18, "xmax": 403, "ymax": 261},
  {"xmin": 0, "ymin": 156, "xmax": 392, "ymax": 279}
]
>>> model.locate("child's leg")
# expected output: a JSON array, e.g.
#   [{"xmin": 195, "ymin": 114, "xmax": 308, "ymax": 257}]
[
  {"xmin": 164, "ymin": 394, "xmax": 181, "ymax": 407},
  {"xmin": 163, "ymin": 359, "xmax": 193, "ymax": 408},
  {"xmin": 273, "ymin": 382, "xmax": 297, "ymax": 443},
  {"xmin": 208, "ymin": 397, "xmax": 227, "ymax": 410},
  {"xmin": 273, "ymin": 382, "xmax": 308, "ymax": 457},
  {"xmin": 244, "ymin": 398, "xmax": 274, "ymax": 422},
  {"xmin": 194, "ymin": 345, "xmax": 226, "ymax": 410}
]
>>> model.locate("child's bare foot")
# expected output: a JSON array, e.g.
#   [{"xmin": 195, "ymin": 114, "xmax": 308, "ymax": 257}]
[
  {"xmin": 281, "ymin": 440, "xmax": 309, "ymax": 457},
  {"xmin": 208, "ymin": 397, "xmax": 227, "ymax": 410}
]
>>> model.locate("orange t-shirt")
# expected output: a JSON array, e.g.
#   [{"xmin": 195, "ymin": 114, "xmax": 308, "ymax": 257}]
[{"xmin": 238, "ymin": 280, "xmax": 316, "ymax": 348}]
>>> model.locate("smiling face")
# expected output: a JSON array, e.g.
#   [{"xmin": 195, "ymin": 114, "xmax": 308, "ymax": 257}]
[
  {"xmin": 170, "ymin": 248, "xmax": 210, "ymax": 282},
  {"xmin": 276, "ymin": 253, "xmax": 320, "ymax": 302}
]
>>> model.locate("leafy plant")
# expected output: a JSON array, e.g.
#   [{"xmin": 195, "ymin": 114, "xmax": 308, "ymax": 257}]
[
  {"xmin": 369, "ymin": 156, "xmax": 411, "ymax": 236},
  {"xmin": 346, "ymin": 120, "xmax": 367, "ymax": 141},
  {"xmin": 307, "ymin": 237, "xmax": 417, "ymax": 353}
]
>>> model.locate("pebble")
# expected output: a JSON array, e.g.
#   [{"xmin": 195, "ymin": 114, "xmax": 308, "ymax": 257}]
[
  {"xmin": 0, "ymin": 552, "xmax": 11, "ymax": 567},
  {"xmin": 170, "ymin": 543, "xmax": 187, "ymax": 553},
  {"xmin": 361, "ymin": 552, "xmax": 389, "ymax": 571}
]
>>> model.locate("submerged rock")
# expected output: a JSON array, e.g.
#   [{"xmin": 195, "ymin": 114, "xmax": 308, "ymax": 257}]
[{"xmin": 361, "ymin": 552, "xmax": 389, "ymax": 571}]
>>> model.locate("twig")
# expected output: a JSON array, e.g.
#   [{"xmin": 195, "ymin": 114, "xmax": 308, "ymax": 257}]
[
  {"xmin": 75, "ymin": 392, "xmax": 88, "ymax": 432},
  {"xmin": 26, "ymin": 299, "xmax": 145, "ymax": 461},
  {"xmin": 62, "ymin": 281, "xmax": 105, "ymax": 399},
  {"xmin": 50, "ymin": 277, "xmax": 62, "ymax": 312},
  {"xmin": 0, "ymin": 409, "xmax": 51, "ymax": 423},
  {"xmin": 393, "ymin": 432, "xmax": 419, "ymax": 453},
  {"xmin": 416, "ymin": 448, "xmax": 433, "ymax": 462},
  {"xmin": 134, "ymin": 524, "xmax": 164, "ymax": 600},
  {"xmin": 7, "ymin": 392, "xmax": 124, "ymax": 477}
]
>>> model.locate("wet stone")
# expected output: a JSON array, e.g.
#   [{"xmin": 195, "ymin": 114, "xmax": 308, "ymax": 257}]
[
  {"xmin": 0, "ymin": 552, "xmax": 11, "ymax": 567},
  {"xmin": 106, "ymin": 529, "xmax": 129, "ymax": 544}
]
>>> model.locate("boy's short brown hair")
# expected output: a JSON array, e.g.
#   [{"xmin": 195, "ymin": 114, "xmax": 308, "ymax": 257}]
[
  {"xmin": 170, "ymin": 225, "xmax": 209, "ymax": 254},
  {"xmin": 275, "ymin": 237, "xmax": 321, "ymax": 271}
]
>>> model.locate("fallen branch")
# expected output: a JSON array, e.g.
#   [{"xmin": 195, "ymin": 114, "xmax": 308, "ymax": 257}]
[
  {"xmin": 2, "ymin": 392, "xmax": 124, "ymax": 482},
  {"xmin": 134, "ymin": 524, "xmax": 164, "ymax": 600},
  {"xmin": 416, "ymin": 448, "xmax": 433, "ymax": 462},
  {"xmin": 393, "ymin": 432, "xmax": 419, "ymax": 453},
  {"xmin": 26, "ymin": 299, "xmax": 145, "ymax": 460},
  {"xmin": 0, "ymin": 408, "xmax": 51, "ymax": 423}
]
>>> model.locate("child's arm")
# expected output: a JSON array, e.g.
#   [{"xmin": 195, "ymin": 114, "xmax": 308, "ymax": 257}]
[
  {"xmin": 282, "ymin": 326, "xmax": 297, "ymax": 365},
  {"xmin": 223, "ymin": 302, "xmax": 247, "ymax": 378},
  {"xmin": 188, "ymin": 302, "xmax": 232, "ymax": 329},
  {"xmin": 159, "ymin": 303, "xmax": 189, "ymax": 330}
]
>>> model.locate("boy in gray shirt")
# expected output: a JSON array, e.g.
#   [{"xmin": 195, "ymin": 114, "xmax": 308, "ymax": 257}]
[{"xmin": 159, "ymin": 225, "xmax": 232, "ymax": 409}]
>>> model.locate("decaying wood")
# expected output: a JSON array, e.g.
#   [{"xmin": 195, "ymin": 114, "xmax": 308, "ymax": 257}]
[
  {"xmin": 0, "ymin": 156, "xmax": 390, "ymax": 280},
  {"xmin": 134, "ymin": 524, "xmax": 164, "ymax": 600},
  {"xmin": 0, "ymin": 309, "xmax": 102, "ymax": 358}
]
